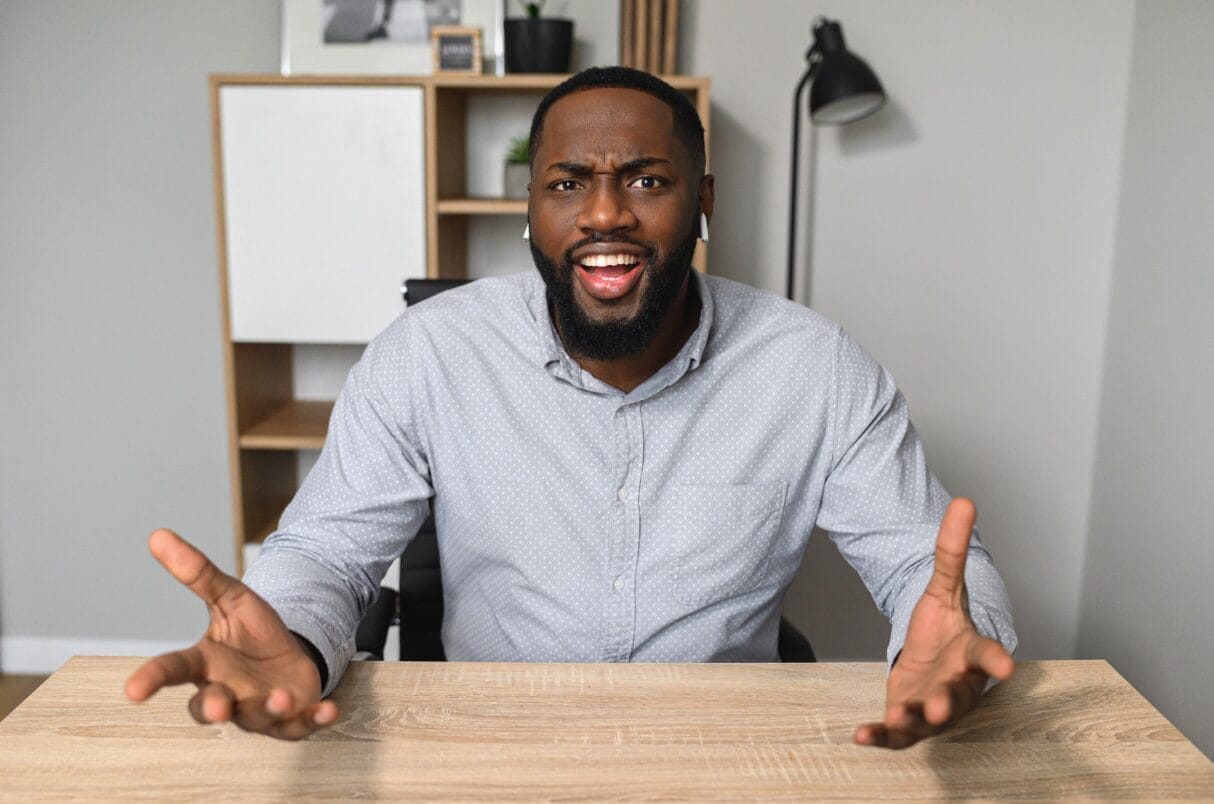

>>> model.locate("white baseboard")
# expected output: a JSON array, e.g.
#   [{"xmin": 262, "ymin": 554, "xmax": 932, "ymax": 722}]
[{"xmin": 0, "ymin": 636, "xmax": 184, "ymax": 674}]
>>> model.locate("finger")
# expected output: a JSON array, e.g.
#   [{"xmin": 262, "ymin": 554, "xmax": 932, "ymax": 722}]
[
  {"xmin": 188, "ymin": 682, "xmax": 237, "ymax": 724},
  {"xmin": 266, "ymin": 687, "xmax": 295, "ymax": 717},
  {"xmin": 967, "ymin": 636, "xmax": 1016, "ymax": 681},
  {"xmin": 923, "ymin": 680, "xmax": 967, "ymax": 726},
  {"xmin": 886, "ymin": 699, "xmax": 926, "ymax": 731},
  {"xmin": 854, "ymin": 722, "xmax": 883, "ymax": 746},
  {"xmin": 231, "ymin": 691, "xmax": 338, "ymax": 741},
  {"xmin": 853, "ymin": 721, "xmax": 923, "ymax": 750},
  {"xmin": 148, "ymin": 528, "xmax": 241, "ymax": 607},
  {"xmin": 889, "ymin": 700, "xmax": 947, "ymax": 745},
  {"xmin": 924, "ymin": 683, "xmax": 954, "ymax": 726},
  {"xmin": 266, "ymin": 700, "xmax": 340, "ymax": 741},
  {"xmin": 928, "ymin": 666, "xmax": 993, "ymax": 726},
  {"xmin": 924, "ymin": 497, "xmax": 977, "ymax": 601},
  {"xmin": 230, "ymin": 688, "xmax": 316, "ymax": 730},
  {"xmin": 125, "ymin": 647, "xmax": 207, "ymax": 702},
  {"xmin": 229, "ymin": 689, "xmax": 291, "ymax": 734}
]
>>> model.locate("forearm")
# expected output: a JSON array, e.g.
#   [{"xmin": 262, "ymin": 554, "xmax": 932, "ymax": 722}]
[
  {"xmin": 816, "ymin": 329, "xmax": 1018, "ymax": 670},
  {"xmin": 243, "ymin": 332, "xmax": 433, "ymax": 695}
]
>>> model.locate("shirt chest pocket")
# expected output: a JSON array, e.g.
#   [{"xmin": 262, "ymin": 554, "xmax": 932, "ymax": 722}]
[{"xmin": 663, "ymin": 482, "xmax": 788, "ymax": 607}]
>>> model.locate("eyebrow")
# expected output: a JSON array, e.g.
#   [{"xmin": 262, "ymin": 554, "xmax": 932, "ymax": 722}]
[{"xmin": 545, "ymin": 156, "xmax": 673, "ymax": 175}]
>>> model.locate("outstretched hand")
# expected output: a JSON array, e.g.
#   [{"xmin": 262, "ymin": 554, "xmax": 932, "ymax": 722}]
[
  {"xmin": 125, "ymin": 528, "xmax": 338, "ymax": 740},
  {"xmin": 854, "ymin": 498, "xmax": 1014, "ymax": 749}
]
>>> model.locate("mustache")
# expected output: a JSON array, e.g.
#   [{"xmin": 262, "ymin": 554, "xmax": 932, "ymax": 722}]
[{"xmin": 562, "ymin": 234, "xmax": 657, "ymax": 265}]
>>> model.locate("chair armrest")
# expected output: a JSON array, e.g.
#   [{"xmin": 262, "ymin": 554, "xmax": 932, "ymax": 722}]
[{"xmin": 354, "ymin": 586, "xmax": 399, "ymax": 661}]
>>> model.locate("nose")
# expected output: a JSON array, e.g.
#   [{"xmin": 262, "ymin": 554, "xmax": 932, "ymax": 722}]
[{"xmin": 575, "ymin": 178, "xmax": 638, "ymax": 237}]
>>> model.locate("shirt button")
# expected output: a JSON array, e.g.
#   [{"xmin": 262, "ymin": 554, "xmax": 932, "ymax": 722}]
[
  {"xmin": 617, "ymin": 487, "xmax": 629, "ymax": 501},
  {"xmin": 613, "ymin": 576, "xmax": 625, "ymax": 592}
]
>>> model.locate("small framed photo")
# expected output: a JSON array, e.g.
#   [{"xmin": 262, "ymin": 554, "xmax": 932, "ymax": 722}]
[
  {"xmin": 281, "ymin": 0, "xmax": 505, "ymax": 76},
  {"xmin": 432, "ymin": 26, "xmax": 483, "ymax": 74}
]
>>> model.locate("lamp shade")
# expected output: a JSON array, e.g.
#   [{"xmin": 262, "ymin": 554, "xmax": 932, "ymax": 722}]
[
  {"xmin": 786, "ymin": 17, "xmax": 887, "ymax": 300},
  {"xmin": 808, "ymin": 20, "xmax": 885, "ymax": 125}
]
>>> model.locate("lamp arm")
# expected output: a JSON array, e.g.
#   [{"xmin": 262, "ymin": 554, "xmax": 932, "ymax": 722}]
[{"xmin": 786, "ymin": 58, "xmax": 819, "ymax": 301}]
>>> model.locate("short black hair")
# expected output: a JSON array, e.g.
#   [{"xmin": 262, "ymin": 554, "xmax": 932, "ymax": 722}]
[{"xmin": 528, "ymin": 66, "xmax": 706, "ymax": 177}]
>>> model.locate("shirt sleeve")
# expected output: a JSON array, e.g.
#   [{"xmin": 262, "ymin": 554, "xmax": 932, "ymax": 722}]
[
  {"xmin": 815, "ymin": 328, "xmax": 1018, "ymax": 669},
  {"xmin": 243, "ymin": 327, "xmax": 432, "ymax": 696}
]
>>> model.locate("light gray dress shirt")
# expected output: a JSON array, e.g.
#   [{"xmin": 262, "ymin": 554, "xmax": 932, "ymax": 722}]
[{"xmin": 245, "ymin": 270, "xmax": 1017, "ymax": 696}]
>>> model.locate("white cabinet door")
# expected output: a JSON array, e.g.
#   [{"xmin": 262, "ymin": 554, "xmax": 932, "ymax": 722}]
[{"xmin": 220, "ymin": 85, "xmax": 426, "ymax": 343}]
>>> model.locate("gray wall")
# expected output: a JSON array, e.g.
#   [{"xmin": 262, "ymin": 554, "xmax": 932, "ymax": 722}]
[
  {"xmin": 681, "ymin": 0, "xmax": 1135, "ymax": 661},
  {"xmin": 1078, "ymin": 0, "xmax": 1214, "ymax": 759},
  {"xmin": 0, "ymin": 0, "xmax": 279, "ymax": 661},
  {"xmin": 0, "ymin": 3, "xmax": 1206, "ymax": 757}
]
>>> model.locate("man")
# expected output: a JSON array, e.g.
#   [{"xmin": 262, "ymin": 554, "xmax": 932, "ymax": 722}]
[{"xmin": 126, "ymin": 67, "xmax": 1016, "ymax": 748}]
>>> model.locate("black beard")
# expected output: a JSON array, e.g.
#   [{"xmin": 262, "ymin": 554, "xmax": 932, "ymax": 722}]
[{"xmin": 531, "ymin": 225, "xmax": 699, "ymax": 361}]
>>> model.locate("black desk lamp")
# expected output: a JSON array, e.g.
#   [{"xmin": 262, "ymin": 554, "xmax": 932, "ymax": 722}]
[{"xmin": 786, "ymin": 18, "xmax": 886, "ymax": 300}]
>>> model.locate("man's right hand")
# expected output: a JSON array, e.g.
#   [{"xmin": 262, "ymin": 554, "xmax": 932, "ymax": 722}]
[{"xmin": 124, "ymin": 528, "xmax": 338, "ymax": 740}]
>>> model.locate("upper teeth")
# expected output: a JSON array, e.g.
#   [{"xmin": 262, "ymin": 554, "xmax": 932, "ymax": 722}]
[{"xmin": 581, "ymin": 253, "xmax": 640, "ymax": 268}]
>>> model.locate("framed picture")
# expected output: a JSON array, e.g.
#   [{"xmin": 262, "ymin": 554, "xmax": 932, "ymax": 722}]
[
  {"xmin": 281, "ymin": 0, "xmax": 505, "ymax": 76},
  {"xmin": 432, "ymin": 26, "xmax": 483, "ymax": 74}
]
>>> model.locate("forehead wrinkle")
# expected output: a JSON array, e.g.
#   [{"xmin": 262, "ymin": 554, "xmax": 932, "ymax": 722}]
[
  {"xmin": 539, "ymin": 88, "xmax": 689, "ymax": 172},
  {"xmin": 540, "ymin": 124, "xmax": 678, "ymax": 173},
  {"xmin": 543, "ymin": 156, "xmax": 672, "ymax": 176}
]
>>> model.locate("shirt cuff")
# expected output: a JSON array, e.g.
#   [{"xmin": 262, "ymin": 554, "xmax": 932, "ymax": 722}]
[
  {"xmin": 291, "ymin": 631, "xmax": 329, "ymax": 692},
  {"xmin": 280, "ymin": 611, "xmax": 350, "ymax": 698},
  {"xmin": 885, "ymin": 551, "xmax": 1019, "ymax": 676},
  {"xmin": 244, "ymin": 547, "xmax": 358, "ymax": 698}
]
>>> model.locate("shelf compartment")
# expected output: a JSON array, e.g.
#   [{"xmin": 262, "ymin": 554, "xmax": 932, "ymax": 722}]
[
  {"xmin": 234, "ymin": 449, "xmax": 299, "ymax": 571},
  {"xmin": 239, "ymin": 400, "xmax": 333, "ymax": 450},
  {"xmin": 437, "ymin": 198, "xmax": 528, "ymax": 215}
]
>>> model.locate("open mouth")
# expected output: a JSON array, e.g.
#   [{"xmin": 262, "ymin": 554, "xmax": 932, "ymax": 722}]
[{"xmin": 574, "ymin": 252, "xmax": 647, "ymax": 301}]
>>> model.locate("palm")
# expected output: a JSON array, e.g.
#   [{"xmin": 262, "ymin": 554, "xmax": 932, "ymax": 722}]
[
  {"xmin": 854, "ymin": 498, "xmax": 1015, "ymax": 749},
  {"xmin": 125, "ymin": 529, "xmax": 336, "ymax": 739},
  {"xmin": 192, "ymin": 584, "xmax": 319, "ymax": 702}
]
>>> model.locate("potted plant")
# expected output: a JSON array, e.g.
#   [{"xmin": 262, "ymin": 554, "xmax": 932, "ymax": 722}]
[
  {"xmin": 503, "ymin": 135, "xmax": 530, "ymax": 199},
  {"xmin": 504, "ymin": 1, "xmax": 574, "ymax": 74}
]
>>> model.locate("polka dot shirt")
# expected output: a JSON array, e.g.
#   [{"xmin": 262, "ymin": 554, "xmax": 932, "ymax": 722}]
[{"xmin": 245, "ymin": 270, "xmax": 1017, "ymax": 695}]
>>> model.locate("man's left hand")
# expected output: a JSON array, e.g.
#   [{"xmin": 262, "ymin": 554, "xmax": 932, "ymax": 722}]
[{"xmin": 854, "ymin": 497, "xmax": 1015, "ymax": 749}]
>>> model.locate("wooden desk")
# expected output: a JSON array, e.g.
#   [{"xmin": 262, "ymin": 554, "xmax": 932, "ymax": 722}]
[{"xmin": 1, "ymin": 657, "xmax": 1211, "ymax": 800}]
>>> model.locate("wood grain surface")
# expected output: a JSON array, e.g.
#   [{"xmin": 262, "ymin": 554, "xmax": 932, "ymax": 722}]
[
  {"xmin": 238, "ymin": 399, "xmax": 332, "ymax": 450},
  {"xmin": 1, "ymin": 657, "xmax": 1210, "ymax": 800}
]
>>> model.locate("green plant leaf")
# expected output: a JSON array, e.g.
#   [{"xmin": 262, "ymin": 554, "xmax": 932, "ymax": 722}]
[
  {"xmin": 506, "ymin": 135, "xmax": 530, "ymax": 165},
  {"xmin": 518, "ymin": 0, "xmax": 544, "ymax": 19}
]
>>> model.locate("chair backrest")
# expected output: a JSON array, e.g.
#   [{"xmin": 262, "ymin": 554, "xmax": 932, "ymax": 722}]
[
  {"xmin": 402, "ymin": 278, "xmax": 471, "ymax": 306},
  {"xmin": 398, "ymin": 513, "xmax": 446, "ymax": 660},
  {"xmin": 395, "ymin": 279, "xmax": 471, "ymax": 660}
]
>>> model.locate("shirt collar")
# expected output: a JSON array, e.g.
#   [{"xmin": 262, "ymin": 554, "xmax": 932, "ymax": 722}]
[{"xmin": 523, "ymin": 269, "xmax": 715, "ymax": 395}]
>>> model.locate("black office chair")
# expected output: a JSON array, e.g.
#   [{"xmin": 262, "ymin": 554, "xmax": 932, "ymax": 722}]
[
  {"xmin": 355, "ymin": 279, "xmax": 815, "ymax": 663},
  {"xmin": 355, "ymin": 279, "xmax": 468, "ymax": 660}
]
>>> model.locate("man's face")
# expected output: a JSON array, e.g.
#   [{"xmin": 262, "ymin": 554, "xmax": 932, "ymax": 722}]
[{"xmin": 528, "ymin": 87, "xmax": 711, "ymax": 360}]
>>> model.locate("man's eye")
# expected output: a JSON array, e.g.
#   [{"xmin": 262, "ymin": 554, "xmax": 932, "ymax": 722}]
[
  {"xmin": 629, "ymin": 175, "xmax": 664, "ymax": 190},
  {"xmin": 551, "ymin": 179, "xmax": 582, "ymax": 191}
]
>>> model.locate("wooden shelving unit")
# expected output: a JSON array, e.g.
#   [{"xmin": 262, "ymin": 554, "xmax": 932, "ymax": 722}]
[
  {"xmin": 211, "ymin": 73, "xmax": 711, "ymax": 571},
  {"xmin": 238, "ymin": 400, "xmax": 333, "ymax": 451},
  {"xmin": 435, "ymin": 198, "xmax": 528, "ymax": 215}
]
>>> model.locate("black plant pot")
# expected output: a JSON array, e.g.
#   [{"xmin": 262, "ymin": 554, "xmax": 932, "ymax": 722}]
[{"xmin": 504, "ymin": 18, "xmax": 574, "ymax": 74}]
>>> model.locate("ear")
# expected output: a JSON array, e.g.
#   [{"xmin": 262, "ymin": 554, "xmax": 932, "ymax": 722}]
[{"xmin": 698, "ymin": 174, "xmax": 716, "ymax": 221}]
